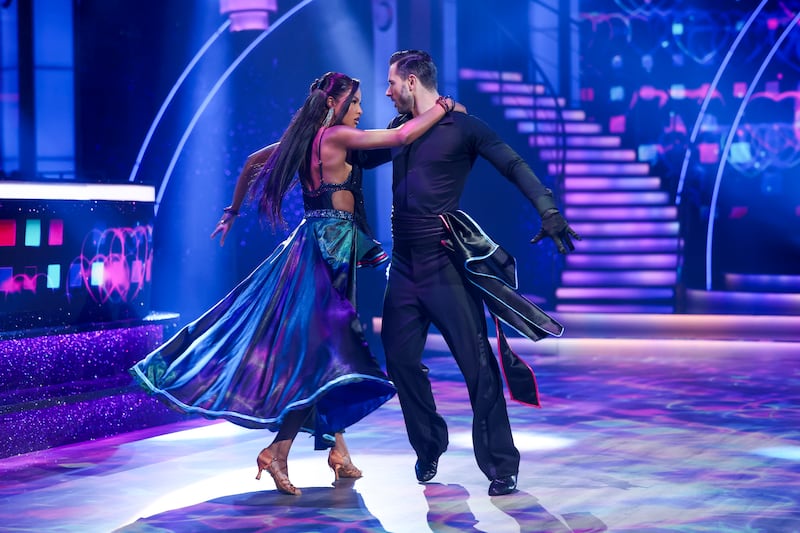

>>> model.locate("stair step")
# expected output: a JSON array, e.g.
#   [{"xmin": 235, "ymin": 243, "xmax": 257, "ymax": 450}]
[
  {"xmin": 552, "ymin": 162, "xmax": 652, "ymax": 175},
  {"xmin": 685, "ymin": 289, "xmax": 800, "ymax": 315},
  {"xmin": 520, "ymin": 121, "xmax": 602, "ymax": 134},
  {"xmin": 562, "ymin": 270, "xmax": 678, "ymax": 286},
  {"xmin": 724, "ymin": 273, "xmax": 800, "ymax": 292},
  {"xmin": 565, "ymin": 206, "xmax": 677, "ymax": 220},
  {"xmin": 565, "ymin": 191, "xmax": 671, "ymax": 205},
  {"xmin": 488, "ymin": 94, "xmax": 566, "ymax": 107},
  {"xmin": 556, "ymin": 303, "xmax": 676, "ymax": 313},
  {"xmin": 540, "ymin": 149, "xmax": 637, "ymax": 162},
  {"xmin": 498, "ymin": 95, "xmax": 563, "ymax": 107},
  {"xmin": 564, "ymin": 177, "xmax": 662, "ymax": 190},
  {"xmin": 556, "ymin": 287, "xmax": 675, "ymax": 299},
  {"xmin": 570, "ymin": 221, "xmax": 680, "ymax": 237},
  {"xmin": 505, "ymin": 108, "xmax": 587, "ymax": 121},
  {"xmin": 575, "ymin": 237, "xmax": 680, "ymax": 252},
  {"xmin": 566, "ymin": 254, "xmax": 679, "ymax": 269},
  {"xmin": 530, "ymin": 135, "xmax": 621, "ymax": 148},
  {"xmin": 458, "ymin": 68, "xmax": 525, "ymax": 83}
]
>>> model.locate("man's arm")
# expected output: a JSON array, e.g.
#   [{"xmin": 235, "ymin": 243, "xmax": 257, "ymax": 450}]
[{"xmin": 469, "ymin": 116, "xmax": 581, "ymax": 253}]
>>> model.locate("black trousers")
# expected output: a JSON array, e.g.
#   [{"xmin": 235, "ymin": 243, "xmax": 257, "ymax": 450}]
[{"xmin": 381, "ymin": 241, "xmax": 520, "ymax": 480}]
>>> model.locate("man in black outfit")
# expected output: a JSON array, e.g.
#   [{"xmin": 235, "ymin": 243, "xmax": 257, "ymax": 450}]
[{"xmin": 380, "ymin": 50, "xmax": 580, "ymax": 496}]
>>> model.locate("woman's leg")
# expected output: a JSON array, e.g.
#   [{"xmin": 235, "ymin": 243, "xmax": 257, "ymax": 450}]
[
  {"xmin": 255, "ymin": 408, "xmax": 310, "ymax": 495},
  {"xmin": 328, "ymin": 432, "xmax": 363, "ymax": 480}
]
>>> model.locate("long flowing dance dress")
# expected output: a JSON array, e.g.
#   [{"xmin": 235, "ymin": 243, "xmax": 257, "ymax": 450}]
[{"xmin": 130, "ymin": 162, "xmax": 394, "ymax": 449}]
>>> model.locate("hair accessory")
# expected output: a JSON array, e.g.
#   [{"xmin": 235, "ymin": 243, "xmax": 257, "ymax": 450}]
[{"xmin": 322, "ymin": 107, "xmax": 334, "ymax": 127}]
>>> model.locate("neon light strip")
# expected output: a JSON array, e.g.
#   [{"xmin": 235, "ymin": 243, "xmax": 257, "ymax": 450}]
[
  {"xmin": 566, "ymin": 254, "xmax": 678, "ymax": 268},
  {"xmin": 540, "ymin": 149, "xmax": 636, "ymax": 161},
  {"xmin": 554, "ymin": 162, "xmax": 650, "ymax": 175},
  {"xmin": 564, "ymin": 177, "xmax": 661, "ymax": 189},
  {"xmin": 128, "ymin": 20, "xmax": 231, "ymax": 183},
  {"xmin": 530, "ymin": 135, "xmax": 620, "ymax": 148},
  {"xmin": 562, "ymin": 270, "xmax": 677, "ymax": 285},
  {"xmin": 574, "ymin": 238, "xmax": 679, "ymax": 252},
  {"xmin": 565, "ymin": 206, "xmax": 677, "ymax": 220},
  {"xmin": 675, "ymin": 1, "xmax": 768, "ymax": 204},
  {"xmin": 556, "ymin": 287, "xmax": 674, "ymax": 299},
  {"xmin": 519, "ymin": 122, "xmax": 601, "ymax": 134},
  {"xmin": 564, "ymin": 192, "xmax": 669, "ymax": 205},
  {"xmin": 506, "ymin": 108, "xmax": 585, "ymax": 121},
  {"xmin": 156, "ymin": 0, "xmax": 317, "ymax": 215},
  {"xmin": 725, "ymin": 273, "xmax": 800, "ymax": 290},
  {"xmin": 569, "ymin": 221, "xmax": 679, "ymax": 236},
  {"xmin": 705, "ymin": 11, "xmax": 800, "ymax": 290},
  {"xmin": 556, "ymin": 304, "xmax": 675, "ymax": 313},
  {"xmin": 0, "ymin": 182, "xmax": 155, "ymax": 201}
]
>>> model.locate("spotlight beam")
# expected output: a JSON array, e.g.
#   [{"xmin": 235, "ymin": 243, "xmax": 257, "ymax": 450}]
[
  {"xmin": 128, "ymin": 20, "xmax": 231, "ymax": 184},
  {"xmin": 154, "ymin": 0, "xmax": 317, "ymax": 216}
]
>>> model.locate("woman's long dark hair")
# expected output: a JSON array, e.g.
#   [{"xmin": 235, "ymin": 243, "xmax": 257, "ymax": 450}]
[{"xmin": 250, "ymin": 71, "xmax": 360, "ymax": 227}]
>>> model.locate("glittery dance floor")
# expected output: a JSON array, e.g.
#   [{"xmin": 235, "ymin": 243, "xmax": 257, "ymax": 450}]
[{"xmin": 2, "ymin": 318, "xmax": 800, "ymax": 533}]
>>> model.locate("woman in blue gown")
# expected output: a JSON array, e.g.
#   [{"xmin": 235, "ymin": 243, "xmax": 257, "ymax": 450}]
[{"xmin": 130, "ymin": 72, "xmax": 458, "ymax": 495}]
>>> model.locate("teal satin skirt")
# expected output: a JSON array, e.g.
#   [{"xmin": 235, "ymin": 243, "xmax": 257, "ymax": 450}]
[{"xmin": 131, "ymin": 213, "xmax": 394, "ymax": 448}]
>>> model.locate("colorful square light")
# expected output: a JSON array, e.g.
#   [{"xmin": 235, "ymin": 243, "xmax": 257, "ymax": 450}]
[
  {"xmin": 47, "ymin": 264, "xmax": 62, "ymax": 289},
  {"xmin": 90, "ymin": 261, "xmax": 104, "ymax": 287},
  {"xmin": 49, "ymin": 220, "xmax": 64, "ymax": 246},
  {"xmin": 25, "ymin": 219, "xmax": 41, "ymax": 247},
  {"xmin": 0, "ymin": 220, "xmax": 16, "ymax": 246}
]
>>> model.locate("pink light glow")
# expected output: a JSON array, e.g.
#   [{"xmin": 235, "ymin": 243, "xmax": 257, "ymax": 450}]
[
  {"xmin": 219, "ymin": 0, "xmax": 277, "ymax": 31},
  {"xmin": 698, "ymin": 142, "xmax": 719, "ymax": 164},
  {"xmin": 728, "ymin": 206, "xmax": 748, "ymax": 219},
  {"xmin": 0, "ymin": 220, "xmax": 15, "ymax": 246},
  {"xmin": 48, "ymin": 219, "xmax": 64, "ymax": 246},
  {"xmin": 609, "ymin": 115, "xmax": 626, "ymax": 133},
  {"xmin": 65, "ymin": 225, "xmax": 153, "ymax": 304},
  {"xmin": 0, "ymin": 269, "xmax": 47, "ymax": 295}
]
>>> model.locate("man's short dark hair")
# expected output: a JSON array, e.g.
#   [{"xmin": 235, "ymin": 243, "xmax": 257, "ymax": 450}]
[{"xmin": 389, "ymin": 49, "xmax": 438, "ymax": 90}]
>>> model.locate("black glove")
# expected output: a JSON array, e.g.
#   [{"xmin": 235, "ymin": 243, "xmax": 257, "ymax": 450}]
[{"xmin": 530, "ymin": 209, "xmax": 581, "ymax": 254}]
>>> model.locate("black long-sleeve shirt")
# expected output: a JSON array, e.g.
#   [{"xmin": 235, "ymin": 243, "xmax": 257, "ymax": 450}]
[{"xmin": 354, "ymin": 112, "xmax": 556, "ymax": 242}]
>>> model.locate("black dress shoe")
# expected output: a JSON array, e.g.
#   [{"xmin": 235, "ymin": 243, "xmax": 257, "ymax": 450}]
[
  {"xmin": 488, "ymin": 475, "xmax": 517, "ymax": 496},
  {"xmin": 415, "ymin": 458, "xmax": 439, "ymax": 482}
]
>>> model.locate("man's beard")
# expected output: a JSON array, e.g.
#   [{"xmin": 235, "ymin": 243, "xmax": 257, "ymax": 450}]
[{"xmin": 395, "ymin": 93, "xmax": 413, "ymax": 114}]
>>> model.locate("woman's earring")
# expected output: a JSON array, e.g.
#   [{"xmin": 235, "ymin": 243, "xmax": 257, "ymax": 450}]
[{"xmin": 323, "ymin": 107, "xmax": 334, "ymax": 127}]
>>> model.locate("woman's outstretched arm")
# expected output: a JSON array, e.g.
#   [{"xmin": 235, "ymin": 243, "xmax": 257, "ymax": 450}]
[{"xmin": 210, "ymin": 142, "xmax": 279, "ymax": 246}]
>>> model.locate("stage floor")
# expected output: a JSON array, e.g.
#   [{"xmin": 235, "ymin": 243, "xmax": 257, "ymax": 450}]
[{"xmin": 2, "ymin": 335, "xmax": 800, "ymax": 532}]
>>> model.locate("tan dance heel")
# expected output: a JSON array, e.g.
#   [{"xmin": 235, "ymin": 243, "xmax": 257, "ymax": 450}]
[
  {"xmin": 328, "ymin": 447, "xmax": 363, "ymax": 481},
  {"xmin": 255, "ymin": 448, "xmax": 302, "ymax": 495}
]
